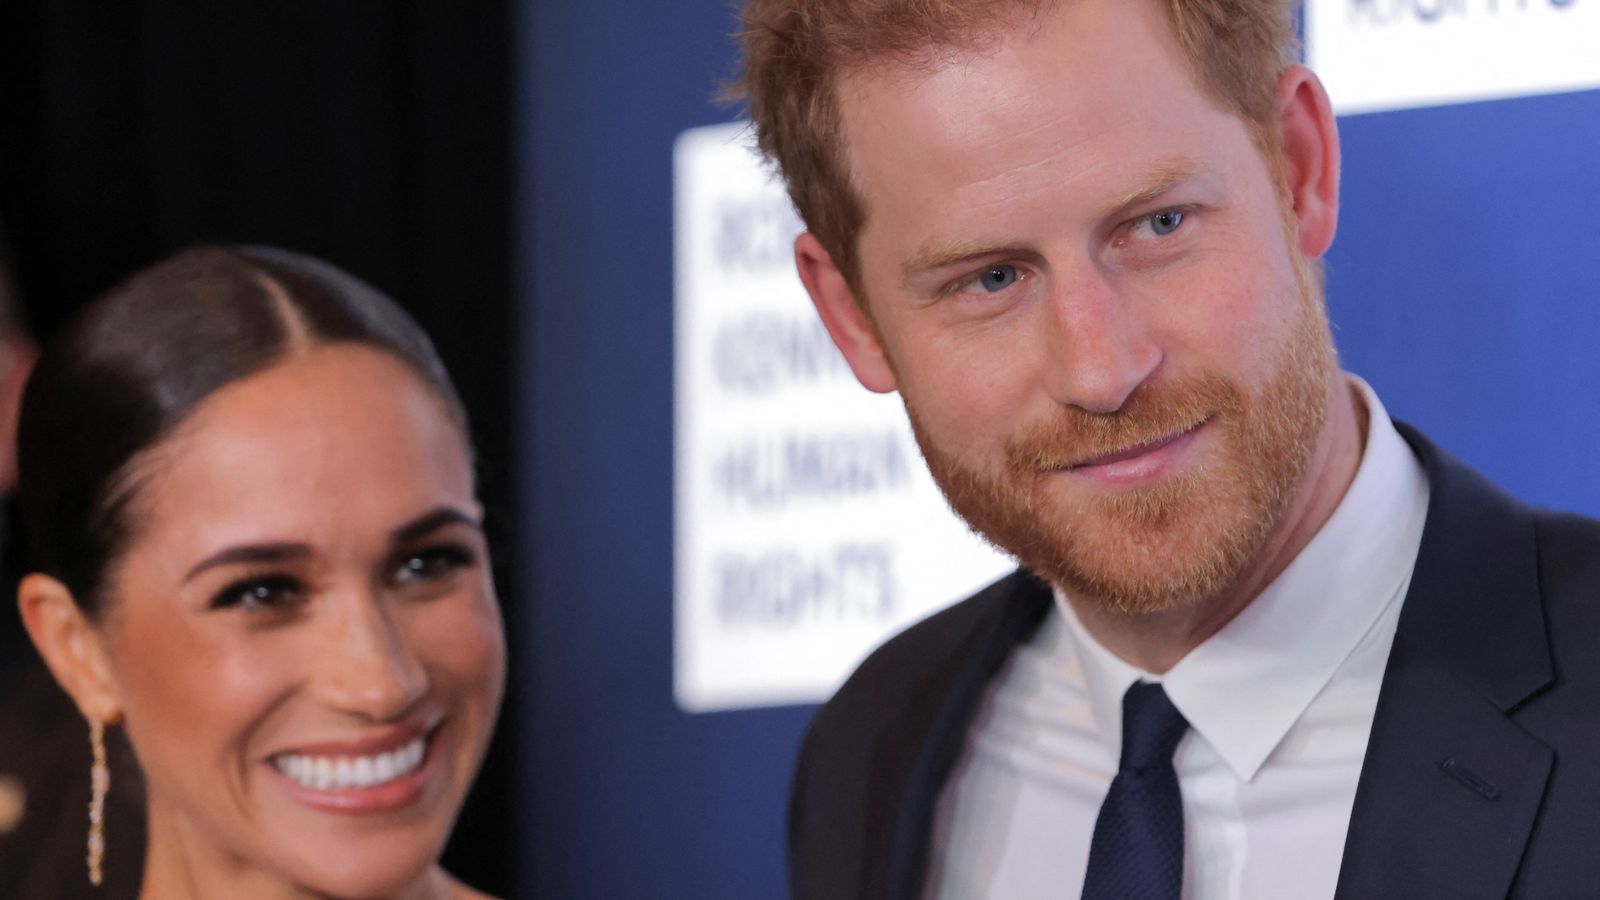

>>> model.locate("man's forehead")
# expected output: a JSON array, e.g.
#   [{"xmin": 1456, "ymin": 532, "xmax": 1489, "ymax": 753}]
[
  {"xmin": 837, "ymin": 1, "xmax": 1198, "ymax": 146},
  {"xmin": 845, "ymin": 19, "xmax": 1193, "ymax": 156},
  {"xmin": 831, "ymin": 0, "xmax": 1256, "ymax": 233}
]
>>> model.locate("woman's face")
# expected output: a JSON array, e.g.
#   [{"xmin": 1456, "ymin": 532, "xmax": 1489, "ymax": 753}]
[{"xmin": 96, "ymin": 344, "xmax": 505, "ymax": 897}]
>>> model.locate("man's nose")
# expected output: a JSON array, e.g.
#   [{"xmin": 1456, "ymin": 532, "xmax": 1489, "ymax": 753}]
[
  {"xmin": 1040, "ymin": 268, "xmax": 1162, "ymax": 414},
  {"xmin": 312, "ymin": 591, "xmax": 429, "ymax": 721}
]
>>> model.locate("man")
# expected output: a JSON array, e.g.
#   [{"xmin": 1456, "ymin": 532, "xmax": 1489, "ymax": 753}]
[{"xmin": 735, "ymin": 0, "xmax": 1600, "ymax": 898}]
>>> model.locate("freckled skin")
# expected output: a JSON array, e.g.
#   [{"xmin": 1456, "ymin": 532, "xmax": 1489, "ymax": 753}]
[
  {"xmin": 98, "ymin": 345, "xmax": 505, "ymax": 899},
  {"xmin": 800, "ymin": 0, "xmax": 1361, "ymax": 671}
]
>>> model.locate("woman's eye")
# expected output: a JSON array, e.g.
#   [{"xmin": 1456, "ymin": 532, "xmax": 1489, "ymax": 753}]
[
  {"xmin": 1146, "ymin": 209, "xmax": 1185, "ymax": 236},
  {"xmin": 393, "ymin": 546, "xmax": 474, "ymax": 586},
  {"xmin": 210, "ymin": 576, "xmax": 304, "ymax": 611},
  {"xmin": 974, "ymin": 264, "xmax": 1020, "ymax": 293}
]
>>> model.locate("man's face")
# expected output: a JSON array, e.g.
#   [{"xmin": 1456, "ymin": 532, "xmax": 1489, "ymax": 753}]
[{"xmin": 828, "ymin": 0, "xmax": 1338, "ymax": 612}]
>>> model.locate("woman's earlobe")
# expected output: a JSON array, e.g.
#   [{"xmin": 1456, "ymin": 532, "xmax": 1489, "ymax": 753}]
[{"xmin": 18, "ymin": 573, "xmax": 123, "ymax": 724}]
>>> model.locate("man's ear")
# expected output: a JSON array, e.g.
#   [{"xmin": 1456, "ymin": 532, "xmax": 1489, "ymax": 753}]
[
  {"xmin": 18, "ymin": 573, "xmax": 123, "ymax": 725},
  {"xmin": 1276, "ymin": 64, "xmax": 1341, "ymax": 259},
  {"xmin": 794, "ymin": 232, "xmax": 898, "ymax": 394}
]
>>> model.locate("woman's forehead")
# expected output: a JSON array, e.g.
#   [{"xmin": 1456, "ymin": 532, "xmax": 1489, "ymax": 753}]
[{"xmin": 126, "ymin": 346, "xmax": 476, "ymax": 555}]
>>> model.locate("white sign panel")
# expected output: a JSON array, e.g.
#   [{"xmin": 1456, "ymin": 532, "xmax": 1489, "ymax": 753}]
[
  {"xmin": 1307, "ymin": 0, "xmax": 1600, "ymax": 114},
  {"xmin": 673, "ymin": 122, "xmax": 1014, "ymax": 713}
]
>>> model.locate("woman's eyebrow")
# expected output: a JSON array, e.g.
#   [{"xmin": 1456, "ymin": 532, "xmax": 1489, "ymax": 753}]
[
  {"xmin": 390, "ymin": 506, "xmax": 484, "ymax": 545},
  {"xmin": 183, "ymin": 543, "xmax": 312, "ymax": 583},
  {"xmin": 181, "ymin": 509, "xmax": 482, "ymax": 582}
]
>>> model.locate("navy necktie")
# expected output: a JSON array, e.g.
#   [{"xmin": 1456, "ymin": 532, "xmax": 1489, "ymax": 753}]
[{"xmin": 1081, "ymin": 681, "xmax": 1190, "ymax": 900}]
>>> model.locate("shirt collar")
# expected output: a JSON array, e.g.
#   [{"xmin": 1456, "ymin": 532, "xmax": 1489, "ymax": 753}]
[{"xmin": 1056, "ymin": 377, "xmax": 1430, "ymax": 780}]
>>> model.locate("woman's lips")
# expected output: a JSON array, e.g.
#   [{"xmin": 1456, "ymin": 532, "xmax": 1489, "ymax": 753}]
[
  {"xmin": 273, "ymin": 736, "xmax": 425, "ymax": 790},
  {"xmin": 266, "ymin": 724, "xmax": 441, "ymax": 814},
  {"xmin": 271, "ymin": 719, "xmax": 434, "ymax": 758}
]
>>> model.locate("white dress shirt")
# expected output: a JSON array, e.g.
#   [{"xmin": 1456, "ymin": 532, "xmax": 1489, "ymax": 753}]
[{"xmin": 923, "ymin": 380, "xmax": 1430, "ymax": 900}]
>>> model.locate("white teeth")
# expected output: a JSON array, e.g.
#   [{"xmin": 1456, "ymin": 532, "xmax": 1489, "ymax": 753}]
[{"xmin": 272, "ymin": 736, "xmax": 427, "ymax": 790}]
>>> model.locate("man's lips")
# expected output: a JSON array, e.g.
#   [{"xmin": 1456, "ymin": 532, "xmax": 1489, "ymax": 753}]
[
  {"xmin": 1054, "ymin": 418, "xmax": 1210, "ymax": 481},
  {"xmin": 1069, "ymin": 422, "xmax": 1201, "ymax": 469}
]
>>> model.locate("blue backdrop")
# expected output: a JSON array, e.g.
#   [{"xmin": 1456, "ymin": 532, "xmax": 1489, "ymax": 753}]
[
  {"xmin": 515, "ymin": 3, "xmax": 812, "ymax": 898},
  {"xmin": 1332, "ymin": 89, "xmax": 1600, "ymax": 514},
  {"xmin": 513, "ymin": 1, "xmax": 1600, "ymax": 895}
]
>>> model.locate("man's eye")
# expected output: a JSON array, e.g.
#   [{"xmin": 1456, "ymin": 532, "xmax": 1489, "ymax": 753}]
[
  {"xmin": 210, "ymin": 576, "xmax": 305, "ymax": 611},
  {"xmin": 393, "ymin": 546, "xmax": 475, "ymax": 586},
  {"xmin": 1147, "ymin": 209, "xmax": 1184, "ymax": 236},
  {"xmin": 974, "ymin": 265, "xmax": 1020, "ymax": 293}
]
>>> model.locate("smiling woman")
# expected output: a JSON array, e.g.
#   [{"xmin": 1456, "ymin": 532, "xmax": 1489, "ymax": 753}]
[{"xmin": 13, "ymin": 247, "xmax": 506, "ymax": 899}]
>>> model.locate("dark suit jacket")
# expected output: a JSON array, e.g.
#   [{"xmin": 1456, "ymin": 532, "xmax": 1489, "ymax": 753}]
[{"xmin": 789, "ymin": 425, "xmax": 1600, "ymax": 900}]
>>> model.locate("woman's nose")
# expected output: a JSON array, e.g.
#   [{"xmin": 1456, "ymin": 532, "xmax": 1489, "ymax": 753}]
[{"xmin": 311, "ymin": 592, "xmax": 429, "ymax": 721}]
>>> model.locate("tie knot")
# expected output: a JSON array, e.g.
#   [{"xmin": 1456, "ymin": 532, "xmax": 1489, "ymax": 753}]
[{"xmin": 1119, "ymin": 681, "xmax": 1188, "ymax": 774}]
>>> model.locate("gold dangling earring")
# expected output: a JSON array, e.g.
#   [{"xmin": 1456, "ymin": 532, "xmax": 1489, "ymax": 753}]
[{"xmin": 88, "ymin": 717, "xmax": 109, "ymax": 887}]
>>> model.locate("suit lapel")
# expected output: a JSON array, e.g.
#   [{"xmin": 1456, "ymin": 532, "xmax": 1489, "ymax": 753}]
[
  {"xmin": 1333, "ymin": 666, "xmax": 1552, "ymax": 899},
  {"xmin": 1335, "ymin": 425, "xmax": 1554, "ymax": 899}
]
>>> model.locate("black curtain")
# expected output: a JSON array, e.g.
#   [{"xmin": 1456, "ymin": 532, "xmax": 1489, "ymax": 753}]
[{"xmin": 0, "ymin": 2, "xmax": 518, "ymax": 894}]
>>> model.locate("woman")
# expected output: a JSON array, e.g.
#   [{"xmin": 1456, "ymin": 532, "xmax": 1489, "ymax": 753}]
[{"xmin": 16, "ymin": 246, "xmax": 506, "ymax": 899}]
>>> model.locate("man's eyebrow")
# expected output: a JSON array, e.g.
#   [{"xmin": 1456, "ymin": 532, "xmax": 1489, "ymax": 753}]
[
  {"xmin": 901, "ymin": 239, "xmax": 1018, "ymax": 286},
  {"xmin": 1110, "ymin": 157, "xmax": 1201, "ymax": 214},
  {"xmin": 391, "ymin": 506, "xmax": 484, "ymax": 544},
  {"xmin": 184, "ymin": 544, "xmax": 312, "ymax": 583},
  {"xmin": 898, "ymin": 157, "xmax": 1204, "ymax": 287}
]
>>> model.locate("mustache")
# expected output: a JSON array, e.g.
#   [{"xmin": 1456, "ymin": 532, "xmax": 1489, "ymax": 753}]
[{"xmin": 1005, "ymin": 374, "xmax": 1244, "ymax": 474}]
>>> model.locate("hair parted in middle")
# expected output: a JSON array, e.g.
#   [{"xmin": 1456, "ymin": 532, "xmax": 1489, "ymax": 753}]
[
  {"xmin": 16, "ymin": 245, "xmax": 470, "ymax": 615},
  {"xmin": 733, "ymin": 0, "xmax": 1301, "ymax": 295}
]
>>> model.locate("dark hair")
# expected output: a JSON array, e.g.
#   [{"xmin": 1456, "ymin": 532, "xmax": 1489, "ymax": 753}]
[
  {"xmin": 0, "ymin": 217, "xmax": 22, "ymax": 333},
  {"xmin": 16, "ymin": 245, "xmax": 469, "ymax": 614}
]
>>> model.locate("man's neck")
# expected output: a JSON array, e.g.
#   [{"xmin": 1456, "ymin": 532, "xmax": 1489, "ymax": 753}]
[{"xmin": 1068, "ymin": 376, "xmax": 1370, "ymax": 674}]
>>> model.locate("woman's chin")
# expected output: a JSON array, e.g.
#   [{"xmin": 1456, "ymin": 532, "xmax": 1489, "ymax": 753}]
[
  {"xmin": 239, "ymin": 807, "xmax": 454, "ymax": 899},
  {"xmin": 281, "ymin": 852, "xmax": 445, "ymax": 900}
]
